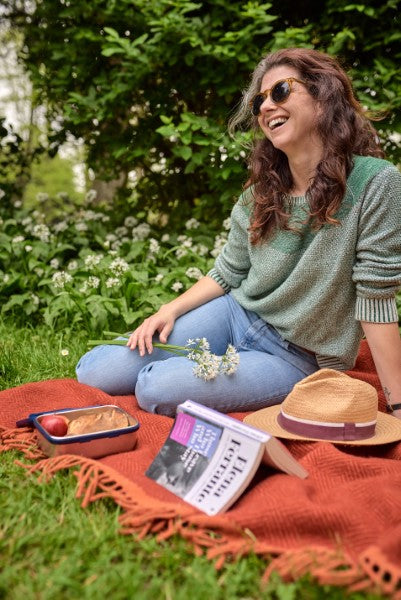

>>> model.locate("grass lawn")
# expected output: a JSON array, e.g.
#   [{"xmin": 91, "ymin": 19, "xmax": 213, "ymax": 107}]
[{"xmin": 0, "ymin": 322, "xmax": 383, "ymax": 600}]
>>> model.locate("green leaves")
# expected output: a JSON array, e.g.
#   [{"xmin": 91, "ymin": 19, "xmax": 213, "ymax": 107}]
[
  {"xmin": 342, "ymin": 3, "xmax": 376, "ymax": 17},
  {"xmin": 102, "ymin": 28, "xmax": 150, "ymax": 61},
  {"xmin": 0, "ymin": 196, "xmax": 219, "ymax": 335},
  {"xmin": 2, "ymin": 0, "xmax": 401, "ymax": 225}
]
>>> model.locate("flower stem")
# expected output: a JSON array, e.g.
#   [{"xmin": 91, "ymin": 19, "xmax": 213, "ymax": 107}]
[
  {"xmin": 87, "ymin": 339, "xmax": 127, "ymax": 347},
  {"xmin": 87, "ymin": 339, "xmax": 189, "ymax": 357}
]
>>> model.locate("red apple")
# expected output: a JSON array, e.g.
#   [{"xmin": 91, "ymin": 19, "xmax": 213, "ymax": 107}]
[{"xmin": 40, "ymin": 415, "xmax": 69, "ymax": 437}]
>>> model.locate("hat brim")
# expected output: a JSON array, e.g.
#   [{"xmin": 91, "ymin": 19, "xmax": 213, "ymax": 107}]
[{"xmin": 244, "ymin": 405, "xmax": 401, "ymax": 445}]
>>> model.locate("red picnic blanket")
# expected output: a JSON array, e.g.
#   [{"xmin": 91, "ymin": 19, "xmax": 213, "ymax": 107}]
[{"xmin": 1, "ymin": 340, "xmax": 401, "ymax": 598}]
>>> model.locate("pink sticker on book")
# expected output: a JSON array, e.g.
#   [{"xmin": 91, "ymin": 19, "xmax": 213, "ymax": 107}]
[{"xmin": 170, "ymin": 412, "xmax": 196, "ymax": 445}]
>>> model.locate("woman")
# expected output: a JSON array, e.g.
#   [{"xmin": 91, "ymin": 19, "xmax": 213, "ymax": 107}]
[{"xmin": 76, "ymin": 48, "xmax": 401, "ymax": 418}]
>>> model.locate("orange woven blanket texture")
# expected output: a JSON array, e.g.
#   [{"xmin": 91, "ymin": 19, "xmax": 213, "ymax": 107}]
[{"xmin": 1, "ymin": 341, "xmax": 401, "ymax": 597}]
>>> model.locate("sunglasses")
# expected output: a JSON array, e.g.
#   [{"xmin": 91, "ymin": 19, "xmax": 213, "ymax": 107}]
[{"xmin": 249, "ymin": 77, "xmax": 307, "ymax": 117}]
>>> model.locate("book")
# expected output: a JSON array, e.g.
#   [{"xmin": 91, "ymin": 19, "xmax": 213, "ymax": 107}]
[{"xmin": 146, "ymin": 400, "xmax": 308, "ymax": 515}]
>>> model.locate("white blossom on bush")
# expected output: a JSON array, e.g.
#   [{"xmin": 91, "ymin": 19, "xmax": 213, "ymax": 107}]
[
  {"xmin": 67, "ymin": 260, "xmax": 78, "ymax": 270},
  {"xmin": 124, "ymin": 216, "xmax": 138, "ymax": 228},
  {"xmin": 52, "ymin": 271, "xmax": 72, "ymax": 288},
  {"xmin": 171, "ymin": 281, "xmax": 183, "ymax": 292},
  {"xmin": 109, "ymin": 257, "xmax": 129, "ymax": 275},
  {"xmin": 223, "ymin": 217, "xmax": 231, "ymax": 230},
  {"xmin": 211, "ymin": 233, "xmax": 227, "ymax": 258},
  {"xmin": 177, "ymin": 235, "xmax": 193, "ymax": 248},
  {"xmin": 12, "ymin": 235, "xmax": 25, "ymax": 243},
  {"xmin": 111, "ymin": 240, "xmax": 123, "ymax": 251},
  {"xmin": 81, "ymin": 209, "xmax": 105, "ymax": 221},
  {"xmin": 53, "ymin": 221, "xmax": 68, "ymax": 233},
  {"xmin": 25, "ymin": 245, "xmax": 33, "ymax": 252},
  {"xmin": 75, "ymin": 222, "xmax": 88, "ymax": 232},
  {"xmin": 154, "ymin": 273, "xmax": 164, "ymax": 283},
  {"xmin": 161, "ymin": 233, "xmax": 170, "ymax": 242},
  {"xmin": 185, "ymin": 267, "xmax": 203, "ymax": 280},
  {"xmin": 32, "ymin": 223, "xmax": 51, "ymax": 242},
  {"xmin": 115, "ymin": 226, "xmax": 128, "ymax": 237},
  {"xmin": 88, "ymin": 276, "xmax": 100, "ymax": 288},
  {"xmin": 106, "ymin": 277, "xmax": 120, "ymax": 288},
  {"xmin": 149, "ymin": 238, "xmax": 160, "ymax": 255},
  {"xmin": 175, "ymin": 248, "xmax": 188, "ymax": 259},
  {"xmin": 132, "ymin": 223, "xmax": 151, "ymax": 240},
  {"xmin": 84, "ymin": 254, "xmax": 103, "ymax": 269},
  {"xmin": 194, "ymin": 244, "xmax": 209, "ymax": 256},
  {"xmin": 185, "ymin": 218, "xmax": 200, "ymax": 230},
  {"xmin": 50, "ymin": 258, "xmax": 60, "ymax": 269}
]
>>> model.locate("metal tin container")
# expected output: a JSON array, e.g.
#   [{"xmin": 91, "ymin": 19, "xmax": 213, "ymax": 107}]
[{"xmin": 28, "ymin": 405, "xmax": 139, "ymax": 459}]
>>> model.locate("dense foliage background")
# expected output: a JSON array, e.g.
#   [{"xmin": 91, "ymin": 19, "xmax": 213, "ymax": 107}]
[
  {"xmin": 1, "ymin": 0, "xmax": 400, "ymax": 224},
  {"xmin": 0, "ymin": 0, "xmax": 400, "ymax": 333}
]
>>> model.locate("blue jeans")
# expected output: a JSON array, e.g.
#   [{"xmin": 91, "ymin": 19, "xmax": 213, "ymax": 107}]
[{"xmin": 76, "ymin": 293, "xmax": 319, "ymax": 416}]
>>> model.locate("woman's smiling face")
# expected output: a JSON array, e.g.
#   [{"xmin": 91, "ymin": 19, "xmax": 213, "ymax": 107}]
[{"xmin": 257, "ymin": 65, "xmax": 323, "ymax": 160}]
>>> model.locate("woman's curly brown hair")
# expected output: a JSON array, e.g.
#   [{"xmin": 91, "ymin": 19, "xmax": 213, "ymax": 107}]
[{"xmin": 228, "ymin": 48, "xmax": 385, "ymax": 244}]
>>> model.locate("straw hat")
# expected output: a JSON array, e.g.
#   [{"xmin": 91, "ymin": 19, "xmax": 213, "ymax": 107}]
[{"xmin": 244, "ymin": 369, "xmax": 401, "ymax": 445}]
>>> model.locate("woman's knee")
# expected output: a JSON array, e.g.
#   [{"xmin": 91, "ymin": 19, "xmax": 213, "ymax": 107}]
[
  {"xmin": 135, "ymin": 362, "xmax": 182, "ymax": 417},
  {"xmin": 75, "ymin": 345, "xmax": 137, "ymax": 395}
]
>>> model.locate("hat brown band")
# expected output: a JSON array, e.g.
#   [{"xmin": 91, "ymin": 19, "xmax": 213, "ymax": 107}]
[{"xmin": 277, "ymin": 412, "xmax": 376, "ymax": 441}]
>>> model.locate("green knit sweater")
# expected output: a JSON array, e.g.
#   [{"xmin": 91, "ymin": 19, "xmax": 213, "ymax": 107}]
[{"xmin": 208, "ymin": 156, "xmax": 401, "ymax": 370}]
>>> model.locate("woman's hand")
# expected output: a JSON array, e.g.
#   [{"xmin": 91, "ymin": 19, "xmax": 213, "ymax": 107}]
[
  {"xmin": 127, "ymin": 305, "xmax": 177, "ymax": 356},
  {"xmin": 126, "ymin": 276, "xmax": 226, "ymax": 356}
]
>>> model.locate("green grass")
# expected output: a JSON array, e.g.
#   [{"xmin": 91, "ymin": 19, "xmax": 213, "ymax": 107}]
[{"xmin": 0, "ymin": 322, "xmax": 384, "ymax": 600}]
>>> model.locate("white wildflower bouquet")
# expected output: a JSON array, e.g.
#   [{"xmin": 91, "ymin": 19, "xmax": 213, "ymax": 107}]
[{"xmin": 87, "ymin": 334, "xmax": 240, "ymax": 381}]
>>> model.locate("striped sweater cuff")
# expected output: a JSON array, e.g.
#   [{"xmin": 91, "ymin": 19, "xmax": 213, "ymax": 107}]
[
  {"xmin": 355, "ymin": 296, "xmax": 399, "ymax": 323},
  {"xmin": 207, "ymin": 268, "xmax": 231, "ymax": 293}
]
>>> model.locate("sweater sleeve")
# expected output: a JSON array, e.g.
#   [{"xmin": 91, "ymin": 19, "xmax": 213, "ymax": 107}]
[
  {"xmin": 353, "ymin": 165, "xmax": 401, "ymax": 323},
  {"xmin": 207, "ymin": 195, "xmax": 251, "ymax": 292}
]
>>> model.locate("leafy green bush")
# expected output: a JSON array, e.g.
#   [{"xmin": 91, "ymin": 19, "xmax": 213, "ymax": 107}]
[
  {"xmin": 3, "ymin": 0, "xmax": 400, "ymax": 228},
  {"xmin": 1, "ymin": 188, "xmax": 399, "ymax": 339},
  {"xmin": 0, "ymin": 191, "xmax": 230, "ymax": 335}
]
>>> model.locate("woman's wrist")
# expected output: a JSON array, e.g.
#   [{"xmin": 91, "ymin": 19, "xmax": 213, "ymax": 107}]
[
  {"xmin": 385, "ymin": 401, "xmax": 401, "ymax": 414},
  {"xmin": 158, "ymin": 301, "xmax": 181, "ymax": 320},
  {"xmin": 383, "ymin": 384, "xmax": 401, "ymax": 414}
]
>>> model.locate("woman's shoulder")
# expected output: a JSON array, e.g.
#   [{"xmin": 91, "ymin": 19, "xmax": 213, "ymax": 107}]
[
  {"xmin": 351, "ymin": 155, "xmax": 400, "ymax": 177},
  {"xmin": 348, "ymin": 155, "xmax": 400, "ymax": 196}
]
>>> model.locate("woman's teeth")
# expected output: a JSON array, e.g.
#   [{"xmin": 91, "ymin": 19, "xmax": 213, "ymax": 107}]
[{"xmin": 268, "ymin": 117, "xmax": 288, "ymax": 130}]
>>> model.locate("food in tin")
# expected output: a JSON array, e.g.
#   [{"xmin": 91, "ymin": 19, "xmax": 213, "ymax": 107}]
[{"xmin": 67, "ymin": 408, "xmax": 129, "ymax": 435}]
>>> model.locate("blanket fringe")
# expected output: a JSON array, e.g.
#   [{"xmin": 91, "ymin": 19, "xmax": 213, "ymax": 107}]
[
  {"xmin": 259, "ymin": 546, "xmax": 401, "ymax": 598},
  {"xmin": 356, "ymin": 547, "xmax": 401, "ymax": 598},
  {"xmin": 4, "ymin": 439, "xmax": 401, "ymax": 598},
  {"xmin": 0, "ymin": 426, "xmax": 45, "ymax": 460}
]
